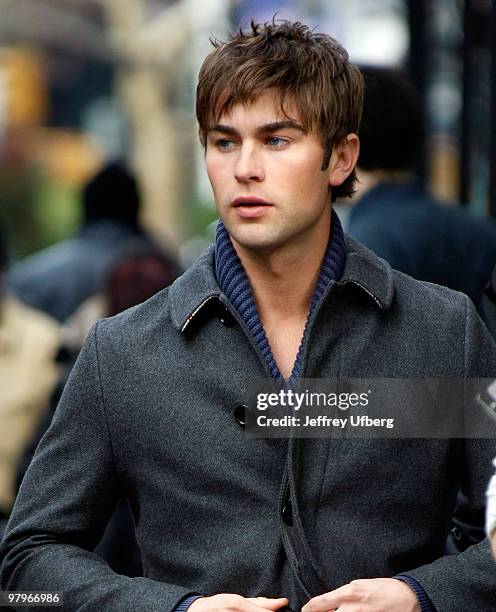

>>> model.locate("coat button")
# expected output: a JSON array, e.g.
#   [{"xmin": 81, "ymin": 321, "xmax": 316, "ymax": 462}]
[
  {"xmin": 282, "ymin": 499, "xmax": 293, "ymax": 526},
  {"xmin": 234, "ymin": 404, "xmax": 247, "ymax": 427},
  {"xmin": 219, "ymin": 305, "xmax": 235, "ymax": 327}
]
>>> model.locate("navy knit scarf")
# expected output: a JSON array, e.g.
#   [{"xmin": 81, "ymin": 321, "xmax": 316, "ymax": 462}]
[{"xmin": 215, "ymin": 209, "xmax": 346, "ymax": 383}]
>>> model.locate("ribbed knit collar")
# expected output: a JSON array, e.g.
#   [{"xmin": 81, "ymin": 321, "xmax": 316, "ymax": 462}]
[{"xmin": 215, "ymin": 209, "xmax": 346, "ymax": 383}]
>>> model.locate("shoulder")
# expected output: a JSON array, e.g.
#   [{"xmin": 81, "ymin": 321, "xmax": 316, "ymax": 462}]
[
  {"xmin": 93, "ymin": 245, "xmax": 217, "ymax": 354},
  {"xmin": 391, "ymin": 267, "xmax": 467, "ymax": 314},
  {"xmin": 340, "ymin": 237, "xmax": 495, "ymax": 375},
  {"xmin": 343, "ymin": 234, "xmax": 470, "ymax": 334},
  {"xmin": 390, "ymin": 266, "xmax": 496, "ymax": 377},
  {"xmin": 95, "ymin": 285, "xmax": 173, "ymax": 348},
  {"xmin": 8, "ymin": 240, "xmax": 80, "ymax": 279}
]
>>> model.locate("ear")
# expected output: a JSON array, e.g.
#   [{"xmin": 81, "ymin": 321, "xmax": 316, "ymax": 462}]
[{"xmin": 328, "ymin": 134, "xmax": 360, "ymax": 187}]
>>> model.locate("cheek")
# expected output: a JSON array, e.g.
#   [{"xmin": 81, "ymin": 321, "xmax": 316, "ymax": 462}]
[
  {"xmin": 281, "ymin": 148, "xmax": 326, "ymax": 183},
  {"xmin": 205, "ymin": 158, "xmax": 226, "ymax": 192},
  {"xmin": 285, "ymin": 161, "xmax": 327, "ymax": 195}
]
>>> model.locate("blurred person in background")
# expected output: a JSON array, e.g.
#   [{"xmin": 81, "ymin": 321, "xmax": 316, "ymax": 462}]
[
  {"xmin": 0, "ymin": 225, "xmax": 59, "ymax": 539},
  {"xmin": 61, "ymin": 246, "xmax": 181, "ymax": 354},
  {"xmin": 347, "ymin": 66, "xmax": 496, "ymax": 305},
  {"xmin": 8, "ymin": 161, "xmax": 156, "ymax": 322},
  {"xmin": 15, "ymin": 247, "xmax": 180, "ymax": 577}
]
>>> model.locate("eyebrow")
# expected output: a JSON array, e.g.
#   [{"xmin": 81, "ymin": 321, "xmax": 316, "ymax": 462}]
[{"xmin": 208, "ymin": 121, "xmax": 306, "ymax": 138}]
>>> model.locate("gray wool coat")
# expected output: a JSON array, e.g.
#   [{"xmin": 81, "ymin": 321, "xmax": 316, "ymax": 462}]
[{"xmin": 1, "ymin": 236, "xmax": 496, "ymax": 611}]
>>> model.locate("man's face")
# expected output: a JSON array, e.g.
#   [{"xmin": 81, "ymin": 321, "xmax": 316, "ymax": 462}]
[{"xmin": 205, "ymin": 90, "xmax": 333, "ymax": 255}]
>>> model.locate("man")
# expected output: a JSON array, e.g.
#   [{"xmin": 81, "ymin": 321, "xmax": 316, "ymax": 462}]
[
  {"xmin": 1, "ymin": 20, "xmax": 495, "ymax": 612},
  {"xmin": 347, "ymin": 66, "xmax": 496, "ymax": 305},
  {"xmin": 8, "ymin": 162, "xmax": 156, "ymax": 322}
]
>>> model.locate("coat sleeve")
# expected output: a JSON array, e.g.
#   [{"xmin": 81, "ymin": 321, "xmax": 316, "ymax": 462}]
[
  {"xmin": 400, "ymin": 296, "xmax": 496, "ymax": 611},
  {"xmin": 0, "ymin": 323, "xmax": 197, "ymax": 612}
]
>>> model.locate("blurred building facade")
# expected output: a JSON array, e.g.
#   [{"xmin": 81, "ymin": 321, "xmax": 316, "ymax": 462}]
[{"xmin": 0, "ymin": 0, "xmax": 494, "ymax": 264}]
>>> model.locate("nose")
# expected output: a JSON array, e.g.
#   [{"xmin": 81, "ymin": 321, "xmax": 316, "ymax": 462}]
[{"xmin": 234, "ymin": 145, "xmax": 264, "ymax": 183}]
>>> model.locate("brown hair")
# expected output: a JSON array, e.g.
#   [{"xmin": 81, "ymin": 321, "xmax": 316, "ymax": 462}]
[{"xmin": 196, "ymin": 19, "xmax": 364, "ymax": 200}]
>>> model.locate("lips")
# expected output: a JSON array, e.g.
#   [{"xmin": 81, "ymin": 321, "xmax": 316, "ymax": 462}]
[
  {"xmin": 231, "ymin": 196, "xmax": 272, "ymax": 207},
  {"xmin": 231, "ymin": 196, "xmax": 273, "ymax": 219}
]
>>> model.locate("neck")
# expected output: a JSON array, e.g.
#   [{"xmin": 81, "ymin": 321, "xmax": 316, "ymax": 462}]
[
  {"xmin": 215, "ymin": 210, "xmax": 346, "ymax": 381},
  {"xmin": 231, "ymin": 217, "xmax": 331, "ymax": 322}
]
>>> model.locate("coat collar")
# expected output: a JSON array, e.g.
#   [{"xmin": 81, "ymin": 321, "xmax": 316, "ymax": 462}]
[
  {"xmin": 169, "ymin": 235, "xmax": 394, "ymax": 334},
  {"xmin": 337, "ymin": 234, "xmax": 395, "ymax": 310},
  {"xmin": 169, "ymin": 245, "xmax": 220, "ymax": 333}
]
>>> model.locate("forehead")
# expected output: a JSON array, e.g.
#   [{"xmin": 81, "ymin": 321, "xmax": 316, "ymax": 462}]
[{"xmin": 215, "ymin": 89, "xmax": 303, "ymax": 125}]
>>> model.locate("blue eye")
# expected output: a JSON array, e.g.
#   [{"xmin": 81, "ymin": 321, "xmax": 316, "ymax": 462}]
[
  {"xmin": 216, "ymin": 139, "xmax": 235, "ymax": 151},
  {"xmin": 267, "ymin": 136, "xmax": 288, "ymax": 147}
]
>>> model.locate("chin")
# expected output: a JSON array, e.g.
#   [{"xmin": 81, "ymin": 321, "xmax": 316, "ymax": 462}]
[
  {"xmin": 232, "ymin": 232, "xmax": 289, "ymax": 255},
  {"xmin": 226, "ymin": 224, "xmax": 273, "ymax": 249}
]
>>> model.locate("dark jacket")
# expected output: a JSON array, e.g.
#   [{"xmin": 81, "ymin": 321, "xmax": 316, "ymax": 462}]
[
  {"xmin": 348, "ymin": 181, "xmax": 496, "ymax": 304},
  {"xmin": 1, "ymin": 237, "xmax": 495, "ymax": 611}
]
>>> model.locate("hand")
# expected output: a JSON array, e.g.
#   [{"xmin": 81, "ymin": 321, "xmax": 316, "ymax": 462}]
[
  {"xmin": 301, "ymin": 578, "xmax": 420, "ymax": 612},
  {"xmin": 188, "ymin": 594, "xmax": 289, "ymax": 611}
]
